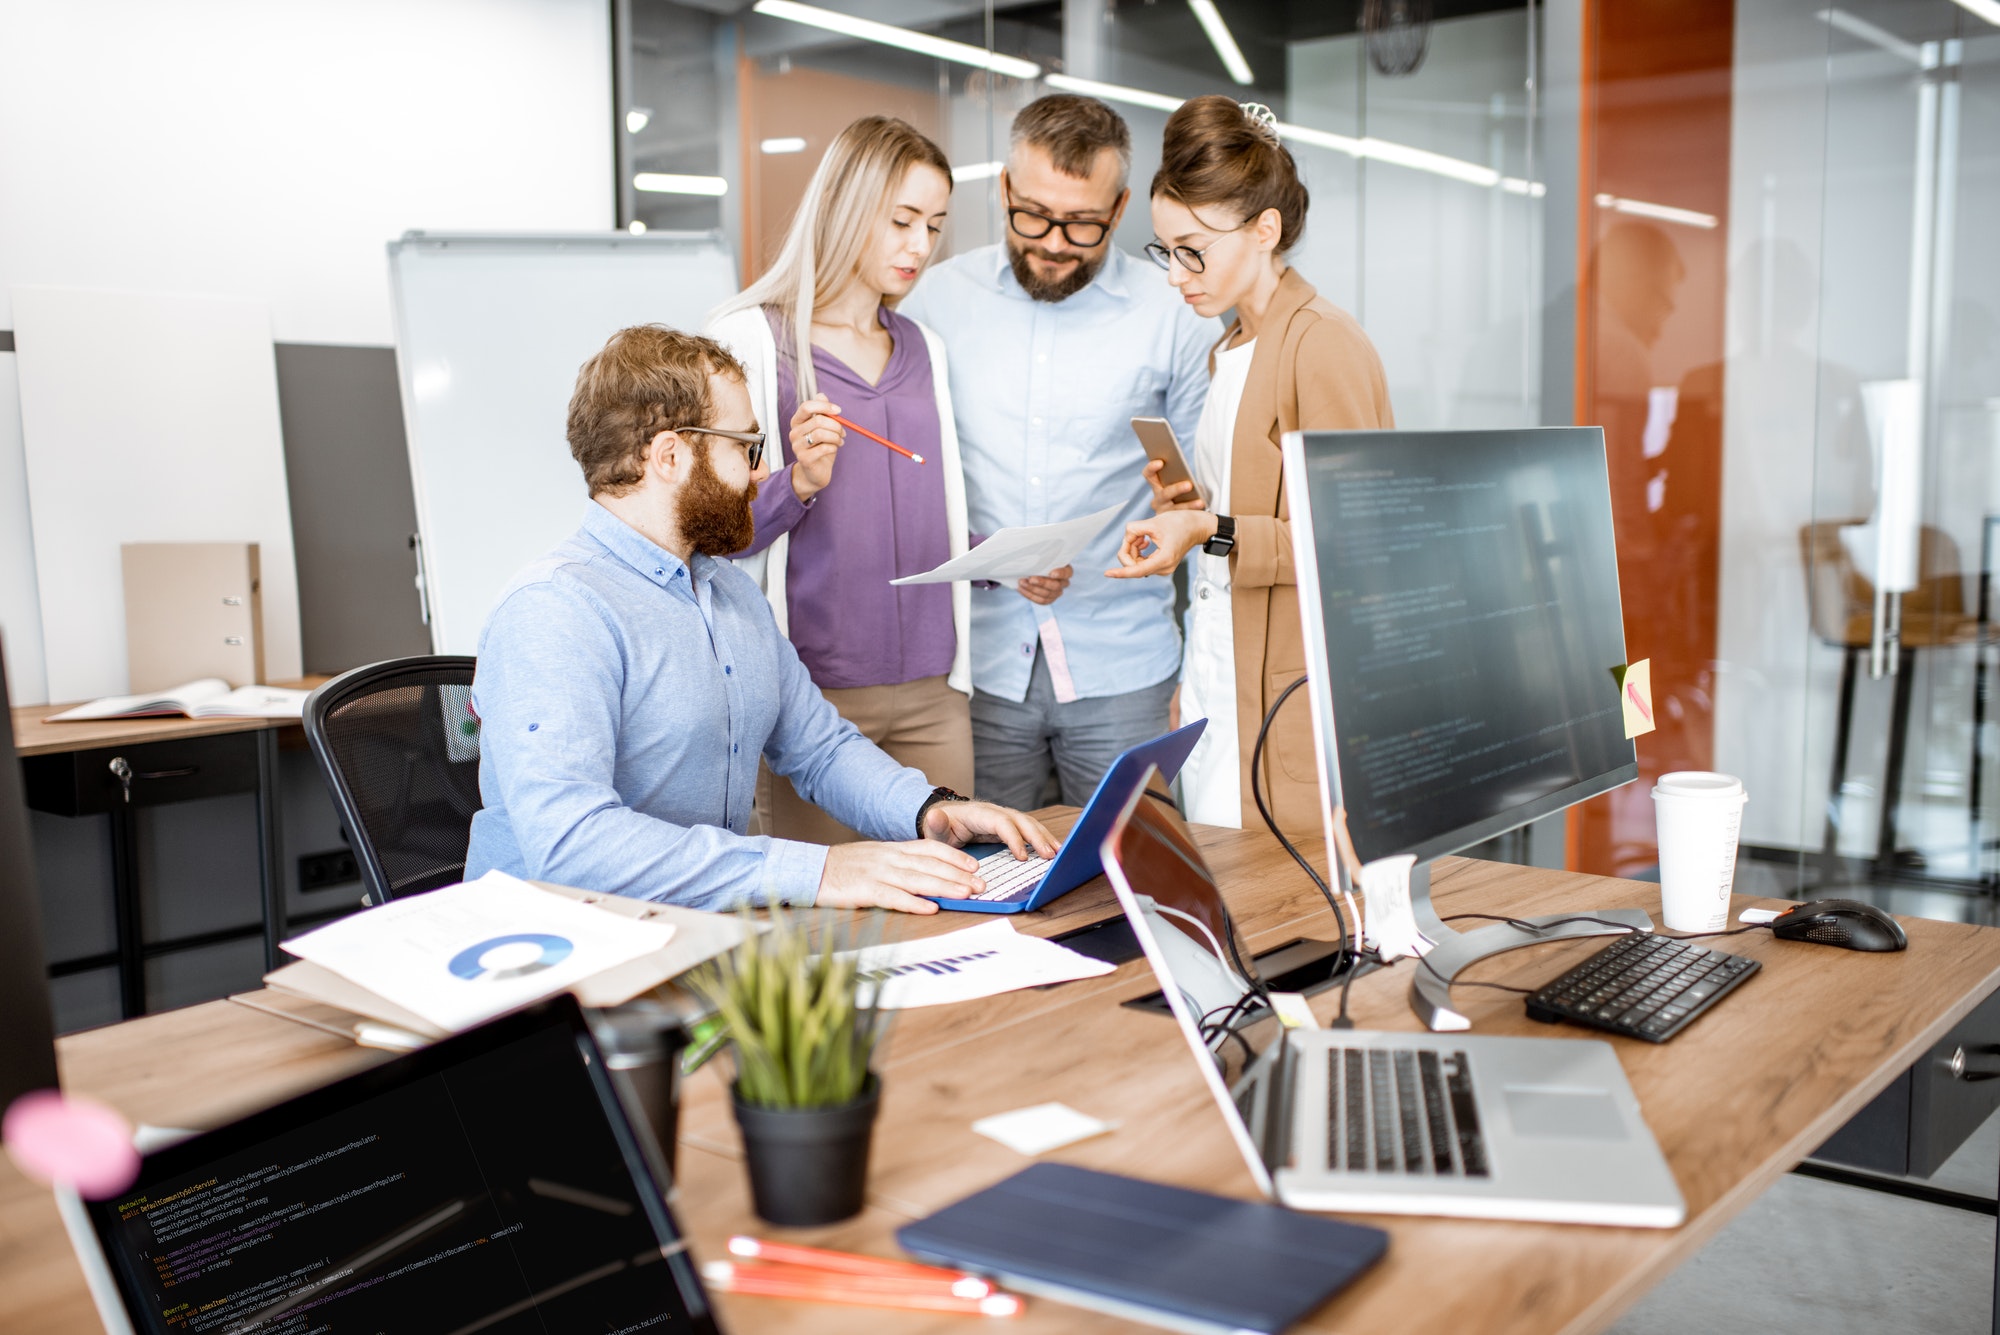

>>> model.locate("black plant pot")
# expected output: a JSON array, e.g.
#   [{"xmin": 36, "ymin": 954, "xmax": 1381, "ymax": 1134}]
[{"xmin": 730, "ymin": 1076, "xmax": 881, "ymax": 1227}]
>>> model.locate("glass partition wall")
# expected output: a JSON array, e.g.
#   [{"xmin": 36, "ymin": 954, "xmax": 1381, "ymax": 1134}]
[{"xmin": 613, "ymin": 0, "xmax": 2000, "ymax": 915}]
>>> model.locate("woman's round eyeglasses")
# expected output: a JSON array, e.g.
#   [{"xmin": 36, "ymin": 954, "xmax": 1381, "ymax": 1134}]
[
  {"xmin": 672, "ymin": 425, "xmax": 766, "ymax": 471},
  {"xmin": 1145, "ymin": 240, "xmax": 1217, "ymax": 274}
]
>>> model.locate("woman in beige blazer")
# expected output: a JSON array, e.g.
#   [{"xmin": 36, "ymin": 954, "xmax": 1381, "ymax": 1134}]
[{"xmin": 1109, "ymin": 97, "xmax": 1393, "ymax": 838}]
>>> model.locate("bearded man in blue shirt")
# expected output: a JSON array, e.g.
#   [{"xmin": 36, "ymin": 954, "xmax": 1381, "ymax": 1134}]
[
  {"xmin": 900, "ymin": 95, "xmax": 1217, "ymax": 811},
  {"xmin": 466, "ymin": 324, "xmax": 1055, "ymax": 911}
]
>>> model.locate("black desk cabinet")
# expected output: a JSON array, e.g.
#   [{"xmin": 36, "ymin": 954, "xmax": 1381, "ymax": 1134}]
[
  {"xmin": 20, "ymin": 729, "xmax": 285, "ymax": 1019},
  {"xmin": 1815, "ymin": 984, "xmax": 2000, "ymax": 1180}
]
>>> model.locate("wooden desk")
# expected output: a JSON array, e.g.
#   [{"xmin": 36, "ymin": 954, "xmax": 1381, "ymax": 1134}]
[
  {"xmin": 12, "ymin": 679, "xmax": 328, "ymax": 1015},
  {"xmin": 6, "ymin": 823, "xmax": 2000, "ymax": 1335}
]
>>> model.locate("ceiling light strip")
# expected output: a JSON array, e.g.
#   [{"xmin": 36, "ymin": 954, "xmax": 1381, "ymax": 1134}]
[
  {"xmin": 1187, "ymin": 0, "xmax": 1255, "ymax": 86},
  {"xmin": 1595, "ymin": 193, "xmax": 1718, "ymax": 229},
  {"xmin": 634, "ymin": 173, "xmax": 730, "ymax": 196},
  {"xmin": 752, "ymin": 0, "xmax": 1040, "ymax": 80}
]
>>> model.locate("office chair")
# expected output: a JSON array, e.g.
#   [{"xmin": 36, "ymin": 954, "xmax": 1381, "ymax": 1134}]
[
  {"xmin": 304, "ymin": 656, "xmax": 481, "ymax": 905},
  {"xmin": 1800, "ymin": 522, "xmax": 1975, "ymax": 876}
]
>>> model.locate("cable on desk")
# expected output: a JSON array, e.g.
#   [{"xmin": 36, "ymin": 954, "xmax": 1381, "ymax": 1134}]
[{"xmin": 1250, "ymin": 675, "xmax": 1356, "ymax": 1018}]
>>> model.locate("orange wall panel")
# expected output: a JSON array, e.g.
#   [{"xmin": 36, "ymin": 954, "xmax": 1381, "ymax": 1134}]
[{"xmin": 1572, "ymin": 0, "xmax": 1734, "ymax": 876}]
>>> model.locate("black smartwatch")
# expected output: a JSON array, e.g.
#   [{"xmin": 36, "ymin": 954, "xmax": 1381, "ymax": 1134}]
[
  {"xmin": 916, "ymin": 785, "xmax": 971, "ymax": 838},
  {"xmin": 1202, "ymin": 514, "xmax": 1237, "ymax": 557}
]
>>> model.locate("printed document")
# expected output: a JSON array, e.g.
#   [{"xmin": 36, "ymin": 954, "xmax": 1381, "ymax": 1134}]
[
  {"xmin": 280, "ymin": 871, "xmax": 675, "ymax": 1033},
  {"xmin": 890, "ymin": 504, "xmax": 1125, "ymax": 585},
  {"xmin": 845, "ymin": 919, "xmax": 1113, "ymax": 1009}
]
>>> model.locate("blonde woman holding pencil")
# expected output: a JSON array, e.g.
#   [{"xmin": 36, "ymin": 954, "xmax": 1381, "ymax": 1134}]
[{"xmin": 708, "ymin": 116, "xmax": 992, "ymax": 844}]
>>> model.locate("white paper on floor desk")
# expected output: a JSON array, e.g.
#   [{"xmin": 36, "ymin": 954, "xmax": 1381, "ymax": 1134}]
[
  {"xmin": 845, "ymin": 919, "xmax": 1114, "ymax": 1009},
  {"xmin": 889, "ymin": 504, "xmax": 1125, "ymax": 585},
  {"xmin": 280, "ymin": 871, "xmax": 675, "ymax": 1033}
]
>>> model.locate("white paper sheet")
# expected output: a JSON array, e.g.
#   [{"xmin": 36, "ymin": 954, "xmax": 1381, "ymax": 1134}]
[
  {"xmin": 280, "ymin": 871, "xmax": 675, "ymax": 1033},
  {"xmin": 846, "ymin": 919, "xmax": 1114, "ymax": 1009},
  {"xmin": 889, "ymin": 504, "xmax": 1125, "ymax": 585},
  {"xmin": 971, "ymin": 1102, "xmax": 1118, "ymax": 1156}
]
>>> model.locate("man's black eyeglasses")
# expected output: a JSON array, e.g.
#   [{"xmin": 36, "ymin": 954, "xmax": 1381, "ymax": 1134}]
[
  {"xmin": 672, "ymin": 425, "xmax": 766, "ymax": 471},
  {"xmin": 1006, "ymin": 208, "xmax": 1112, "ymax": 248}
]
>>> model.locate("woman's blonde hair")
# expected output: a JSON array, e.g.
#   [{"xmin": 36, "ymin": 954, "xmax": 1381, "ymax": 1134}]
[{"xmin": 712, "ymin": 116, "xmax": 952, "ymax": 402}]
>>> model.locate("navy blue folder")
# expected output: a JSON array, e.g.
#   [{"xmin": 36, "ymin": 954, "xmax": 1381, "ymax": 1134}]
[{"xmin": 897, "ymin": 1163, "xmax": 1388, "ymax": 1334}]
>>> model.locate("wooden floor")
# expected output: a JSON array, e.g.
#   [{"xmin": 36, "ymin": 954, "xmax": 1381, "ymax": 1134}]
[{"xmin": 7, "ymin": 816, "xmax": 2000, "ymax": 1334}]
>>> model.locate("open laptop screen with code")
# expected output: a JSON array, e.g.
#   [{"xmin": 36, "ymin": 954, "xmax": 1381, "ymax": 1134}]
[{"xmin": 81, "ymin": 997, "xmax": 718, "ymax": 1335}]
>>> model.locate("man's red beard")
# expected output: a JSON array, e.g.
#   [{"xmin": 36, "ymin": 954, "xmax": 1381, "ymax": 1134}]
[{"xmin": 678, "ymin": 439, "xmax": 758, "ymax": 556}]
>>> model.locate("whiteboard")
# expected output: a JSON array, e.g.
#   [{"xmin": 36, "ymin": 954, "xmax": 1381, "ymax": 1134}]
[
  {"xmin": 388, "ymin": 232, "xmax": 741, "ymax": 655},
  {"xmin": 12, "ymin": 286, "xmax": 302, "ymax": 702}
]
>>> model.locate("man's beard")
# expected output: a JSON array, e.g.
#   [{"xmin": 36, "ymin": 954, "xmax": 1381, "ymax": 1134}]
[
  {"xmin": 677, "ymin": 441, "xmax": 758, "ymax": 557},
  {"xmin": 1007, "ymin": 238, "xmax": 1107, "ymax": 303}
]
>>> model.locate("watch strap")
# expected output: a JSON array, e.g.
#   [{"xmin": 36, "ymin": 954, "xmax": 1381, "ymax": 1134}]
[{"xmin": 916, "ymin": 785, "xmax": 971, "ymax": 838}]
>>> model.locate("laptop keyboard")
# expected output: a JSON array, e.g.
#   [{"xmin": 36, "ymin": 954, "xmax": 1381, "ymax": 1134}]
[
  {"xmin": 1328, "ymin": 1047, "xmax": 1488, "ymax": 1178},
  {"xmin": 966, "ymin": 849, "xmax": 1051, "ymax": 902}
]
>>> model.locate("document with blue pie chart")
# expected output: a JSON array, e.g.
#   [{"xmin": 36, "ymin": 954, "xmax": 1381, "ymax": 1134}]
[{"xmin": 280, "ymin": 871, "xmax": 675, "ymax": 1033}]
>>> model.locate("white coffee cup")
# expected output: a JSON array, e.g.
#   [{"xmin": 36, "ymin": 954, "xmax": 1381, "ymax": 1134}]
[{"xmin": 1651, "ymin": 772, "xmax": 1747, "ymax": 932}]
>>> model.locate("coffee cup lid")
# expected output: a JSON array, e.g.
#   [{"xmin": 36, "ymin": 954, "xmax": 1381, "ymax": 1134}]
[{"xmin": 1652, "ymin": 771, "xmax": 1745, "ymax": 799}]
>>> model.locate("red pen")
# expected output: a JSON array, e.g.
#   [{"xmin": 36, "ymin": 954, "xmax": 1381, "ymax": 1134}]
[{"xmin": 830, "ymin": 414, "xmax": 926, "ymax": 465}]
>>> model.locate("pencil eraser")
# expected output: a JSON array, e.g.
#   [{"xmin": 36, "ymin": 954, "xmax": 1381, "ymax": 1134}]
[{"xmin": 971, "ymin": 1102, "xmax": 1115, "ymax": 1156}]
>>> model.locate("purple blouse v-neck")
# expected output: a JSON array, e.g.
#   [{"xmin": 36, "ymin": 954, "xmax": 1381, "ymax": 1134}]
[{"xmin": 736, "ymin": 306, "xmax": 955, "ymax": 691}]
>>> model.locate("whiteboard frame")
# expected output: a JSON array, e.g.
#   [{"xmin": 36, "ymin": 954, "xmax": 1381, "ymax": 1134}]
[{"xmin": 386, "ymin": 230, "xmax": 739, "ymax": 655}]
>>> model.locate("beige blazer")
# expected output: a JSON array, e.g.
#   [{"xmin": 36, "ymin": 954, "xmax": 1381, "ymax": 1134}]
[{"xmin": 1224, "ymin": 266, "xmax": 1394, "ymax": 835}]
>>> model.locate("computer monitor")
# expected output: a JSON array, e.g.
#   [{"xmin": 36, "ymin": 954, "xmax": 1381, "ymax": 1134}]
[
  {"xmin": 0, "ymin": 640, "xmax": 61, "ymax": 1108},
  {"xmin": 1283, "ymin": 427, "xmax": 1651, "ymax": 1030}
]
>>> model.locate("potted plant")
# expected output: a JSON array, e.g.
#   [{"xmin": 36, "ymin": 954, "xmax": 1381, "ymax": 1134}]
[{"xmin": 687, "ymin": 909, "xmax": 887, "ymax": 1227}]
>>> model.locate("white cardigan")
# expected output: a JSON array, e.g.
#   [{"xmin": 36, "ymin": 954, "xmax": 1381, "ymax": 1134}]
[{"xmin": 706, "ymin": 305, "xmax": 972, "ymax": 696}]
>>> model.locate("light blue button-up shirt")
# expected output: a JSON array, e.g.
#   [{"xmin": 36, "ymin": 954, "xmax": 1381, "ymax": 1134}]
[
  {"xmin": 899, "ymin": 244, "xmax": 1217, "ymax": 702},
  {"xmin": 466, "ymin": 502, "xmax": 934, "ymax": 909}
]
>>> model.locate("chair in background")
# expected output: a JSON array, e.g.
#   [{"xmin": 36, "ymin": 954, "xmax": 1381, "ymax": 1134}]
[
  {"xmin": 305, "ymin": 656, "xmax": 481, "ymax": 905},
  {"xmin": 1800, "ymin": 522, "xmax": 1976, "ymax": 876}
]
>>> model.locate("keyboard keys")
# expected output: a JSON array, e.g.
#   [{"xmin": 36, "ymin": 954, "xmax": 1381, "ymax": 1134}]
[
  {"xmin": 1524, "ymin": 932, "xmax": 1761, "ymax": 1044},
  {"xmin": 1323, "ymin": 1046, "xmax": 1485, "ymax": 1180}
]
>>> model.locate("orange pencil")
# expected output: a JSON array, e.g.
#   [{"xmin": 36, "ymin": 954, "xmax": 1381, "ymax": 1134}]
[
  {"xmin": 725, "ymin": 1236, "xmax": 993, "ymax": 1295},
  {"xmin": 831, "ymin": 414, "xmax": 926, "ymax": 464}
]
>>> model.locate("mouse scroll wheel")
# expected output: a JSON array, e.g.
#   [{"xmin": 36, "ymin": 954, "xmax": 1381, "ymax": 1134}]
[{"xmin": 1807, "ymin": 921, "xmax": 1851, "ymax": 943}]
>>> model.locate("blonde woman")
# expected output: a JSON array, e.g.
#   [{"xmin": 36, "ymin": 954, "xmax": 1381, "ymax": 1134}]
[
  {"xmin": 1109, "ymin": 98, "xmax": 1394, "ymax": 837},
  {"xmin": 707, "ymin": 117, "xmax": 973, "ymax": 844}
]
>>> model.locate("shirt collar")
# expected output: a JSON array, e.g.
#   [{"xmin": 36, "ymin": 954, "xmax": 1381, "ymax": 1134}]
[
  {"xmin": 580, "ymin": 500, "xmax": 702, "ymax": 595},
  {"xmin": 984, "ymin": 241, "xmax": 1133, "ymax": 303}
]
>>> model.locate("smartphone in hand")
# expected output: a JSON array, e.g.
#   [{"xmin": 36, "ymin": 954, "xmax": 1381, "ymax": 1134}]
[{"xmin": 1131, "ymin": 417, "xmax": 1204, "ymax": 505}]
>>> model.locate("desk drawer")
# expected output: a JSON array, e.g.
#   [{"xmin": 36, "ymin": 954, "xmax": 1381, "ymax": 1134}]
[
  {"xmin": 1814, "ymin": 983, "xmax": 2000, "ymax": 1178},
  {"xmin": 22, "ymin": 733, "xmax": 261, "ymax": 816}
]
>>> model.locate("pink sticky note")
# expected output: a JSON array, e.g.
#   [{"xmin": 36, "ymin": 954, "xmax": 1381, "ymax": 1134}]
[{"xmin": 4, "ymin": 1090, "xmax": 140, "ymax": 1200}]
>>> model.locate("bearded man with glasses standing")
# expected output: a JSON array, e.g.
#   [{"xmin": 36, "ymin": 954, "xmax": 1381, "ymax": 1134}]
[{"xmin": 900, "ymin": 95, "xmax": 1216, "ymax": 812}]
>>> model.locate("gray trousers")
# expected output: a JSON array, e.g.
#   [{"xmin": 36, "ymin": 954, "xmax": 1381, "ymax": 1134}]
[{"xmin": 970, "ymin": 646, "xmax": 1177, "ymax": 810}]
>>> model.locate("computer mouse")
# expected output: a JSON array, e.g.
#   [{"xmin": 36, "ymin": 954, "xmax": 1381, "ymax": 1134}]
[{"xmin": 1768, "ymin": 899, "xmax": 1907, "ymax": 952}]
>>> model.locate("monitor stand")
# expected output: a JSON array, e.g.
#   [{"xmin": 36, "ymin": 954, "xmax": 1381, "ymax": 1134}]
[{"xmin": 1405, "ymin": 860, "xmax": 1652, "ymax": 1031}]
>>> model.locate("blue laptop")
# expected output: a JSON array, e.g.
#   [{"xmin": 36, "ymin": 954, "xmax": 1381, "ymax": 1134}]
[{"xmin": 928, "ymin": 719, "xmax": 1207, "ymax": 914}]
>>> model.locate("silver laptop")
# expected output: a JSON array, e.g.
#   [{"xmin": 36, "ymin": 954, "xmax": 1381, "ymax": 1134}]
[{"xmin": 1099, "ymin": 772, "xmax": 1685, "ymax": 1228}]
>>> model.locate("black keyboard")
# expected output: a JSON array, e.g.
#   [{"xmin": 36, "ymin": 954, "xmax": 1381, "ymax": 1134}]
[{"xmin": 1525, "ymin": 932, "xmax": 1759, "ymax": 1043}]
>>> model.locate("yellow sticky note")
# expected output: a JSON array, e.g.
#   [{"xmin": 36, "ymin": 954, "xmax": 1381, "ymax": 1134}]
[
  {"xmin": 1269, "ymin": 991, "xmax": 1321, "ymax": 1030},
  {"xmin": 1614, "ymin": 659, "xmax": 1656, "ymax": 739}
]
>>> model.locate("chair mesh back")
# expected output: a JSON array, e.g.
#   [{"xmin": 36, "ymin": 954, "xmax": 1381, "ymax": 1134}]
[{"xmin": 316, "ymin": 664, "xmax": 482, "ymax": 900}]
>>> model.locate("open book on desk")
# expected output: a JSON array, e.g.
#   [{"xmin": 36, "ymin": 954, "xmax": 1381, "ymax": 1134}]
[{"xmin": 46, "ymin": 678, "xmax": 310, "ymax": 721}]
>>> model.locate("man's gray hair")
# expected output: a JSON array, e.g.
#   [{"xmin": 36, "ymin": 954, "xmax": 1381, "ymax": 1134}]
[{"xmin": 1009, "ymin": 94, "xmax": 1131, "ymax": 184}]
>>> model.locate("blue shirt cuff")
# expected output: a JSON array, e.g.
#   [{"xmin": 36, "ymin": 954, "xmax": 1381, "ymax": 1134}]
[{"xmin": 761, "ymin": 837, "xmax": 829, "ymax": 908}]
